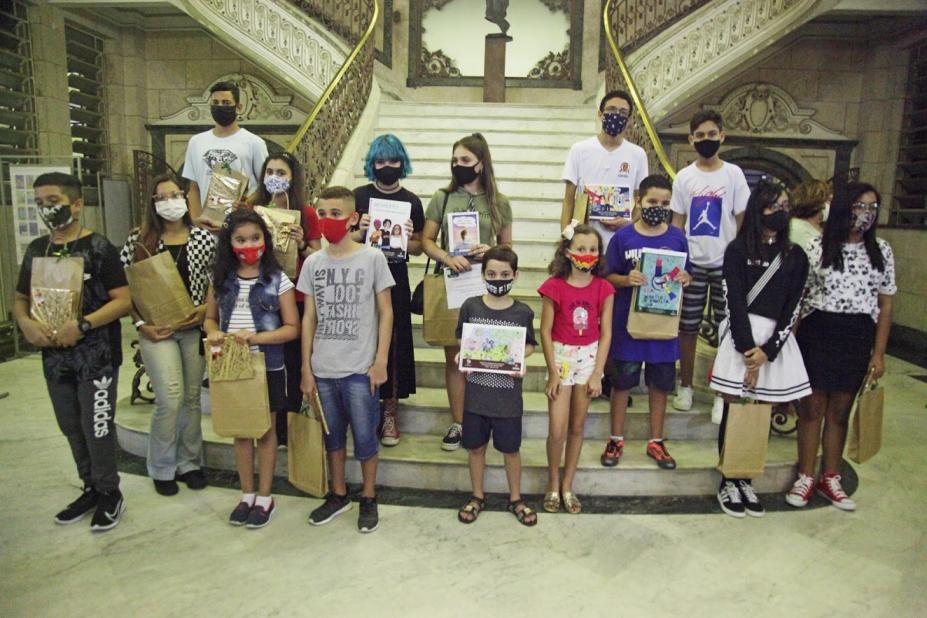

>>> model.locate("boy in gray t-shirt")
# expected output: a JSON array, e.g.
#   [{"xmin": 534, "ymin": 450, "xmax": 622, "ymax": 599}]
[
  {"xmin": 454, "ymin": 246, "xmax": 538, "ymax": 528},
  {"xmin": 297, "ymin": 187, "xmax": 394, "ymax": 533}
]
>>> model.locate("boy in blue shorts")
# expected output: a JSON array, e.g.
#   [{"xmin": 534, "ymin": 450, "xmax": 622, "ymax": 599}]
[{"xmin": 601, "ymin": 175, "xmax": 691, "ymax": 469}]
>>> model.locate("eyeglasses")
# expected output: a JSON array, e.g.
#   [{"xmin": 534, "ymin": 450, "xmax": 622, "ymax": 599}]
[
  {"xmin": 767, "ymin": 200, "xmax": 790, "ymax": 213},
  {"xmin": 852, "ymin": 202, "xmax": 880, "ymax": 212},
  {"xmin": 153, "ymin": 191, "xmax": 185, "ymax": 201}
]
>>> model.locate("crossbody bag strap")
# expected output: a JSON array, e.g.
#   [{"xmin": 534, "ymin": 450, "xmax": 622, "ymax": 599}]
[
  {"xmin": 426, "ymin": 189, "xmax": 452, "ymax": 275},
  {"xmin": 746, "ymin": 252, "xmax": 783, "ymax": 308}
]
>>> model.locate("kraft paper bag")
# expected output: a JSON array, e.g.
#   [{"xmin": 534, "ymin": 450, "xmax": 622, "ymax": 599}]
[
  {"xmin": 201, "ymin": 169, "xmax": 248, "ymax": 227},
  {"xmin": 847, "ymin": 380, "xmax": 884, "ymax": 464},
  {"xmin": 287, "ymin": 393, "xmax": 329, "ymax": 497},
  {"xmin": 255, "ymin": 205, "xmax": 300, "ymax": 280},
  {"xmin": 718, "ymin": 402, "xmax": 773, "ymax": 479},
  {"xmin": 423, "ymin": 272, "xmax": 459, "ymax": 347},
  {"xmin": 30, "ymin": 256, "xmax": 84, "ymax": 331},
  {"xmin": 125, "ymin": 246, "xmax": 196, "ymax": 328},
  {"xmin": 627, "ymin": 281, "xmax": 683, "ymax": 341},
  {"xmin": 207, "ymin": 350, "xmax": 271, "ymax": 439}
]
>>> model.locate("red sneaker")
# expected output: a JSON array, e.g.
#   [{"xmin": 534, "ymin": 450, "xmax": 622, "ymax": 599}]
[
  {"xmin": 785, "ymin": 473, "xmax": 815, "ymax": 508},
  {"xmin": 816, "ymin": 473, "xmax": 856, "ymax": 511},
  {"xmin": 600, "ymin": 438, "xmax": 623, "ymax": 467},
  {"xmin": 646, "ymin": 440, "xmax": 677, "ymax": 470}
]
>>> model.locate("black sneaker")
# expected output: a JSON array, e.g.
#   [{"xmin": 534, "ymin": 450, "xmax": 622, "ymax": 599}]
[
  {"xmin": 153, "ymin": 479, "xmax": 179, "ymax": 496},
  {"xmin": 175, "ymin": 469, "xmax": 208, "ymax": 490},
  {"xmin": 358, "ymin": 496, "xmax": 379, "ymax": 533},
  {"xmin": 441, "ymin": 423, "xmax": 462, "ymax": 451},
  {"xmin": 246, "ymin": 499, "xmax": 276, "ymax": 529},
  {"xmin": 229, "ymin": 500, "xmax": 253, "ymax": 526},
  {"xmin": 90, "ymin": 490, "xmax": 126, "ymax": 532},
  {"xmin": 736, "ymin": 480, "xmax": 765, "ymax": 518},
  {"xmin": 308, "ymin": 493, "xmax": 352, "ymax": 526},
  {"xmin": 54, "ymin": 486, "xmax": 98, "ymax": 524},
  {"xmin": 717, "ymin": 481, "xmax": 746, "ymax": 518}
]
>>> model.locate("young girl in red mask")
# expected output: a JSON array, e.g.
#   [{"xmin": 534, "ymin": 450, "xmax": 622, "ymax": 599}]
[
  {"xmin": 203, "ymin": 209, "xmax": 299, "ymax": 528},
  {"xmin": 538, "ymin": 222, "xmax": 614, "ymax": 514}
]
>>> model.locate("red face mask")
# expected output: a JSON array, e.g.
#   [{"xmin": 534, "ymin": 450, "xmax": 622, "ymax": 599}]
[
  {"xmin": 233, "ymin": 244, "xmax": 265, "ymax": 265},
  {"xmin": 320, "ymin": 216, "xmax": 351, "ymax": 244},
  {"xmin": 567, "ymin": 251, "xmax": 598, "ymax": 272}
]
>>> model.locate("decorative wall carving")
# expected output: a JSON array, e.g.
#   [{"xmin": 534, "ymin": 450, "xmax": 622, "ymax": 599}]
[
  {"xmin": 527, "ymin": 46, "xmax": 571, "ymax": 79},
  {"xmin": 421, "ymin": 47, "xmax": 462, "ymax": 77},
  {"xmin": 539, "ymin": 0, "xmax": 571, "ymax": 12},
  {"xmin": 154, "ymin": 73, "xmax": 308, "ymax": 126}
]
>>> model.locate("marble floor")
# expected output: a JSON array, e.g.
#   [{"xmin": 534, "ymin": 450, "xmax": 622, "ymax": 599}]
[{"xmin": 2, "ymin": 349, "xmax": 926, "ymax": 618}]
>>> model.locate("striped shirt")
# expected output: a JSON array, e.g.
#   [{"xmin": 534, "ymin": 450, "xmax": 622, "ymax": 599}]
[{"xmin": 227, "ymin": 275, "xmax": 294, "ymax": 369}]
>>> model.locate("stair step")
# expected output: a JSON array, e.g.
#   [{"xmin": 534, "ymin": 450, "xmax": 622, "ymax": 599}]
[
  {"xmin": 400, "ymin": 176, "xmax": 564, "ymax": 201},
  {"xmin": 379, "ymin": 101, "xmax": 591, "ymax": 120},
  {"xmin": 377, "ymin": 130, "xmax": 580, "ymax": 149},
  {"xmin": 354, "ymin": 160, "xmax": 566, "ymax": 181},
  {"xmin": 377, "ymin": 115, "xmax": 594, "ymax": 134},
  {"xmin": 391, "ymin": 144, "xmax": 571, "ymax": 163},
  {"xmin": 115, "ymin": 407, "xmax": 797, "ymax": 496}
]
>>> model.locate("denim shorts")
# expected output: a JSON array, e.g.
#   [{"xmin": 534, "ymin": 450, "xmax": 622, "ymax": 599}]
[{"xmin": 316, "ymin": 373, "xmax": 380, "ymax": 461}]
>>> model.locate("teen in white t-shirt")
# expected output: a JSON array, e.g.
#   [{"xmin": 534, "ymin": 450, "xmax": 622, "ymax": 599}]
[{"xmin": 561, "ymin": 90, "xmax": 649, "ymax": 248}]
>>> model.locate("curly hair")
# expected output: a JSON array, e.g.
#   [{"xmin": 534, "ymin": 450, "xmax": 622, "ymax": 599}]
[{"xmin": 548, "ymin": 224, "xmax": 604, "ymax": 278}]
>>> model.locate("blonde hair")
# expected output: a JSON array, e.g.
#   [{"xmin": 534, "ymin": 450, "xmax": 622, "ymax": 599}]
[{"xmin": 791, "ymin": 179, "xmax": 831, "ymax": 219}]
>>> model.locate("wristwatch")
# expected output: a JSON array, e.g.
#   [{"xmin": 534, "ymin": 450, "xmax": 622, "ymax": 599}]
[{"xmin": 78, "ymin": 318, "xmax": 92, "ymax": 334}]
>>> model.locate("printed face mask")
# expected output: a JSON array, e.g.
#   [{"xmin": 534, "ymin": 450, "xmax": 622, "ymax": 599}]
[
  {"xmin": 567, "ymin": 251, "xmax": 598, "ymax": 272},
  {"xmin": 451, "ymin": 163, "xmax": 480, "ymax": 186},
  {"xmin": 640, "ymin": 206, "xmax": 669, "ymax": 227},
  {"xmin": 485, "ymin": 278, "xmax": 514, "ymax": 297},
  {"xmin": 320, "ymin": 216, "xmax": 351, "ymax": 244},
  {"xmin": 264, "ymin": 175, "xmax": 290, "ymax": 195},
  {"xmin": 233, "ymin": 244, "xmax": 264, "ymax": 265},
  {"xmin": 693, "ymin": 138, "xmax": 721, "ymax": 159},
  {"xmin": 210, "ymin": 104, "xmax": 237, "ymax": 127},
  {"xmin": 851, "ymin": 209, "xmax": 876, "ymax": 233},
  {"xmin": 374, "ymin": 165, "xmax": 403, "ymax": 185},
  {"xmin": 155, "ymin": 197, "xmax": 188, "ymax": 222},
  {"xmin": 762, "ymin": 210, "xmax": 790, "ymax": 233},
  {"xmin": 601, "ymin": 112, "xmax": 628, "ymax": 137},
  {"xmin": 38, "ymin": 203, "xmax": 74, "ymax": 230}
]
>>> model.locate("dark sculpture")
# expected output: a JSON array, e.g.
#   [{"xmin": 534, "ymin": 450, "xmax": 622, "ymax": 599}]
[{"xmin": 485, "ymin": 0, "xmax": 510, "ymax": 36}]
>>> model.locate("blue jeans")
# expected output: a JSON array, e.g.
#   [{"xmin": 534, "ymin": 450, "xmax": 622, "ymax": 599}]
[
  {"xmin": 139, "ymin": 329, "xmax": 205, "ymax": 480},
  {"xmin": 316, "ymin": 373, "xmax": 379, "ymax": 461}
]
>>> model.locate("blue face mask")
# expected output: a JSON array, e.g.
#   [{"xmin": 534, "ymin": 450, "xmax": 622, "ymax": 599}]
[
  {"xmin": 263, "ymin": 175, "xmax": 290, "ymax": 195},
  {"xmin": 602, "ymin": 112, "xmax": 628, "ymax": 137}
]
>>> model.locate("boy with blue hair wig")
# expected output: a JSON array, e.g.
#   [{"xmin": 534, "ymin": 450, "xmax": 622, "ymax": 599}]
[{"xmin": 363, "ymin": 133, "xmax": 414, "ymax": 181}]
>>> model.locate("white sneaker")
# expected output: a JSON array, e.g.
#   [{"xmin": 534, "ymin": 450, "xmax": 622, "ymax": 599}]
[
  {"xmin": 673, "ymin": 386, "xmax": 693, "ymax": 411},
  {"xmin": 711, "ymin": 396, "xmax": 724, "ymax": 425}
]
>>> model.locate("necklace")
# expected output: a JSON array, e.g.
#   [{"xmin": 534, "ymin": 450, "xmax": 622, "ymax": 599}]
[{"xmin": 762, "ymin": 234, "xmax": 777, "ymax": 245}]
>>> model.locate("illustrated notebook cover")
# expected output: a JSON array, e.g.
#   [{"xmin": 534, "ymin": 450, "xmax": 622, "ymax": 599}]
[
  {"xmin": 458, "ymin": 322, "xmax": 527, "ymax": 375},
  {"xmin": 633, "ymin": 247, "xmax": 687, "ymax": 316},
  {"xmin": 583, "ymin": 184, "xmax": 632, "ymax": 220},
  {"xmin": 367, "ymin": 198, "xmax": 412, "ymax": 261}
]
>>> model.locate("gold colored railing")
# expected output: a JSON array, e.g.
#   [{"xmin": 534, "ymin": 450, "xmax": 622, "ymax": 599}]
[{"xmin": 286, "ymin": 0, "xmax": 379, "ymax": 197}]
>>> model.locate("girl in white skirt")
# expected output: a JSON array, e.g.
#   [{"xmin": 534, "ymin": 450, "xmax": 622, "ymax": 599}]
[{"xmin": 710, "ymin": 179, "xmax": 811, "ymax": 518}]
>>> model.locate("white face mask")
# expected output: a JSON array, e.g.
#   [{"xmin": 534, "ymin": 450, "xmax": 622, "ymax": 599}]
[
  {"xmin": 821, "ymin": 201, "xmax": 830, "ymax": 222},
  {"xmin": 155, "ymin": 197, "xmax": 188, "ymax": 222}
]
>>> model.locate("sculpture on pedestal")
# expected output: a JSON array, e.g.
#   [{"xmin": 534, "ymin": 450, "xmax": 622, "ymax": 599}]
[{"xmin": 485, "ymin": 0, "xmax": 510, "ymax": 37}]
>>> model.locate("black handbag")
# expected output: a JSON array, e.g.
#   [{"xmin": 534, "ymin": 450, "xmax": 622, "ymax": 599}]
[{"xmin": 410, "ymin": 190, "xmax": 450, "ymax": 315}]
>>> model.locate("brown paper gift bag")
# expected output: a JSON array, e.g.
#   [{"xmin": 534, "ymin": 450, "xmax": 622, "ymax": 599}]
[
  {"xmin": 207, "ymin": 350, "xmax": 271, "ymax": 439},
  {"xmin": 627, "ymin": 281, "xmax": 683, "ymax": 341},
  {"xmin": 287, "ymin": 393, "xmax": 329, "ymax": 497},
  {"xmin": 125, "ymin": 245, "xmax": 196, "ymax": 328},
  {"xmin": 201, "ymin": 169, "xmax": 248, "ymax": 227},
  {"xmin": 30, "ymin": 256, "xmax": 84, "ymax": 331},
  {"xmin": 423, "ymin": 272, "xmax": 460, "ymax": 347},
  {"xmin": 255, "ymin": 205, "xmax": 301, "ymax": 280},
  {"xmin": 718, "ymin": 402, "xmax": 773, "ymax": 479},
  {"xmin": 847, "ymin": 378, "xmax": 883, "ymax": 464}
]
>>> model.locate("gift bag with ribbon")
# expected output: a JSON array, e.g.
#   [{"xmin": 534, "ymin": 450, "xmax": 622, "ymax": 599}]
[
  {"xmin": 30, "ymin": 255, "xmax": 84, "ymax": 331},
  {"xmin": 125, "ymin": 244, "xmax": 196, "ymax": 328},
  {"xmin": 287, "ymin": 393, "xmax": 329, "ymax": 497},
  {"xmin": 201, "ymin": 168, "xmax": 248, "ymax": 227},
  {"xmin": 255, "ymin": 205, "xmax": 301, "ymax": 280},
  {"xmin": 847, "ymin": 374, "xmax": 884, "ymax": 464},
  {"xmin": 206, "ymin": 339, "xmax": 270, "ymax": 439},
  {"xmin": 718, "ymin": 401, "xmax": 773, "ymax": 479}
]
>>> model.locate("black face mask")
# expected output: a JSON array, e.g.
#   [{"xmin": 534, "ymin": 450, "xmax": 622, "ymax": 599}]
[
  {"xmin": 452, "ymin": 163, "xmax": 480, "ymax": 186},
  {"xmin": 485, "ymin": 278, "xmax": 514, "ymax": 297},
  {"xmin": 210, "ymin": 104, "xmax": 238, "ymax": 127},
  {"xmin": 641, "ymin": 206, "xmax": 669, "ymax": 227},
  {"xmin": 693, "ymin": 139, "xmax": 721, "ymax": 159},
  {"xmin": 762, "ymin": 210, "xmax": 790, "ymax": 233},
  {"xmin": 39, "ymin": 203, "xmax": 75, "ymax": 230},
  {"xmin": 374, "ymin": 165, "xmax": 403, "ymax": 186}
]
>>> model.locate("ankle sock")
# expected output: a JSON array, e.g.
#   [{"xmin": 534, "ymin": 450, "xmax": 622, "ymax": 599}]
[
  {"xmin": 649, "ymin": 438, "xmax": 663, "ymax": 444},
  {"xmin": 610, "ymin": 435, "xmax": 623, "ymax": 442},
  {"xmin": 241, "ymin": 493, "xmax": 256, "ymax": 506},
  {"xmin": 255, "ymin": 495, "xmax": 272, "ymax": 509}
]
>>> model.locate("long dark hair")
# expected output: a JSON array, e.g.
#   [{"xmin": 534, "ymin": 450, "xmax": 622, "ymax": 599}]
[
  {"xmin": 135, "ymin": 173, "xmax": 192, "ymax": 261},
  {"xmin": 736, "ymin": 179, "xmax": 791, "ymax": 261},
  {"xmin": 548, "ymin": 223, "xmax": 604, "ymax": 278},
  {"xmin": 251, "ymin": 152, "xmax": 305, "ymax": 209},
  {"xmin": 212, "ymin": 208, "xmax": 280, "ymax": 297},
  {"xmin": 445, "ymin": 133, "xmax": 503, "ymax": 237},
  {"xmin": 821, "ymin": 181, "xmax": 885, "ymax": 272}
]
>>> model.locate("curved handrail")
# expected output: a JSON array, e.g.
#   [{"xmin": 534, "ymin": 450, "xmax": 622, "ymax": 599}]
[
  {"xmin": 603, "ymin": 0, "xmax": 676, "ymax": 179},
  {"xmin": 285, "ymin": 0, "xmax": 380, "ymax": 154}
]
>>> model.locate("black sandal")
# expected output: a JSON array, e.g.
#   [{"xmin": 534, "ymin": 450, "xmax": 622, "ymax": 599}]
[
  {"xmin": 508, "ymin": 499, "xmax": 538, "ymax": 527},
  {"xmin": 458, "ymin": 496, "xmax": 484, "ymax": 524}
]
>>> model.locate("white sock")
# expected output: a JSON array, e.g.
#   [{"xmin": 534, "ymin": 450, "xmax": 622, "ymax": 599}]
[
  {"xmin": 611, "ymin": 435, "xmax": 623, "ymax": 442},
  {"xmin": 650, "ymin": 438, "xmax": 663, "ymax": 444},
  {"xmin": 255, "ymin": 495, "xmax": 272, "ymax": 509},
  {"xmin": 241, "ymin": 493, "xmax": 256, "ymax": 506}
]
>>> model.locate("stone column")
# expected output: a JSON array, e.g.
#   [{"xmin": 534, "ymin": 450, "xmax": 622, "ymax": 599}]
[{"xmin": 483, "ymin": 33, "xmax": 510, "ymax": 103}]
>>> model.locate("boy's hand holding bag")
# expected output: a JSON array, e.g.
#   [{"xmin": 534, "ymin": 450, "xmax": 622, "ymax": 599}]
[
  {"xmin": 287, "ymin": 393, "xmax": 329, "ymax": 497},
  {"xmin": 30, "ymin": 250, "xmax": 84, "ymax": 334}
]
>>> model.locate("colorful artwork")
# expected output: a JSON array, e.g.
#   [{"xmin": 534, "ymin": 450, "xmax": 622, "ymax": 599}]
[
  {"xmin": 458, "ymin": 322, "xmax": 527, "ymax": 375},
  {"xmin": 366, "ymin": 198, "xmax": 412, "ymax": 261},
  {"xmin": 634, "ymin": 248, "xmax": 687, "ymax": 316},
  {"xmin": 584, "ymin": 184, "xmax": 632, "ymax": 220},
  {"xmin": 448, "ymin": 212, "xmax": 479, "ymax": 256}
]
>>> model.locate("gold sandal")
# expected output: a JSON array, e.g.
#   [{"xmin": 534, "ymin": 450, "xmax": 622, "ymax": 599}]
[
  {"xmin": 543, "ymin": 491, "xmax": 561, "ymax": 513},
  {"xmin": 562, "ymin": 491, "xmax": 582, "ymax": 514}
]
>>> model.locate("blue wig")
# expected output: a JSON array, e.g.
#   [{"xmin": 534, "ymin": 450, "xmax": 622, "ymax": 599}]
[{"xmin": 364, "ymin": 133, "xmax": 413, "ymax": 181}]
